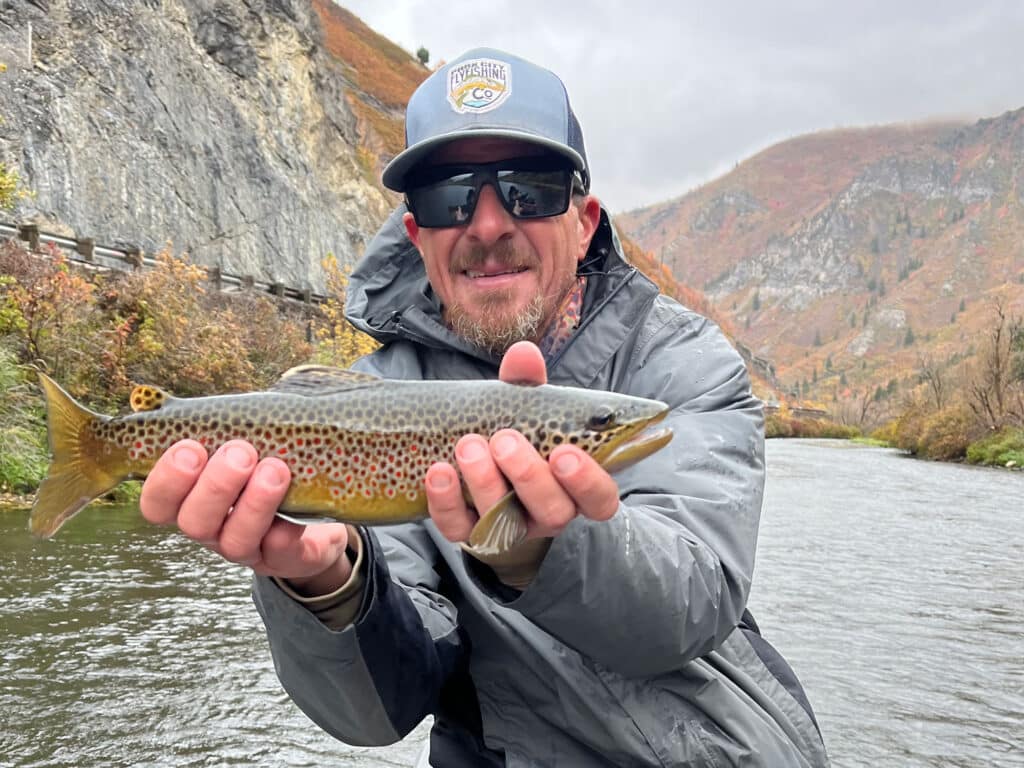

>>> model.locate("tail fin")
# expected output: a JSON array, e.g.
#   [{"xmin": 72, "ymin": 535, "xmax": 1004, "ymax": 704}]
[{"xmin": 30, "ymin": 373, "xmax": 121, "ymax": 538}]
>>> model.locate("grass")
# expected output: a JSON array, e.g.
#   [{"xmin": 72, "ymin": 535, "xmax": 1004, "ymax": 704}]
[{"xmin": 966, "ymin": 427, "xmax": 1024, "ymax": 468}]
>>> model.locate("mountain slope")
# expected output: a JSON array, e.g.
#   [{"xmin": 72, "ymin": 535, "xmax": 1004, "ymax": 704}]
[{"xmin": 618, "ymin": 111, "xmax": 1024, "ymax": 407}]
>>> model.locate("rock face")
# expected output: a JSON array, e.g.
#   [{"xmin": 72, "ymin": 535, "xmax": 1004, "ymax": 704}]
[{"xmin": 0, "ymin": 0, "xmax": 398, "ymax": 293}]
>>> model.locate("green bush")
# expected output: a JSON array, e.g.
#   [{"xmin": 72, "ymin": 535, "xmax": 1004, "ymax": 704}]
[
  {"xmin": 0, "ymin": 345, "xmax": 48, "ymax": 493},
  {"xmin": 966, "ymin": 428, "xmax": 1024, "ymax": 467}
]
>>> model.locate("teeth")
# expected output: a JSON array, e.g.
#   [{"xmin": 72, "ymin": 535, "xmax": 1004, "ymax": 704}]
[{"xmin": 466, "ymin": 267, "xmax": 525, "ymax": 278}]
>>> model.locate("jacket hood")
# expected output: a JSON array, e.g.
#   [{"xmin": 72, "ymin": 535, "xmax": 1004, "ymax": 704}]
[{"xmin": 345, "ymin": 201, "xmax": 644, "ymax": 361}]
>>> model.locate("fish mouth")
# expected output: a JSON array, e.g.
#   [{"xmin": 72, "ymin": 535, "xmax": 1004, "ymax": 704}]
[{"xmin": 602, "ymin": 411, "xmax": 673, "ymax": 474}]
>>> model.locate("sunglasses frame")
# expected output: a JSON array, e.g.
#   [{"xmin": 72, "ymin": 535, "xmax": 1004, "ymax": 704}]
[{"xmin": 404, "ymin": 157, "xmax": 585, "ymax": 228}]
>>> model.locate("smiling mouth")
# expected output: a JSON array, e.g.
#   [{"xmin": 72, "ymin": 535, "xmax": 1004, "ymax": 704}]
[{"xmin": 464, "ymin": 266, "xmax": 528, "ymax": 278}]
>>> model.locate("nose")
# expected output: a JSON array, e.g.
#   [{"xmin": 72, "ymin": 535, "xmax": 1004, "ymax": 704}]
[{"xmin": 465, "ymin": 183, "xmax": 515, "ymax": 245}]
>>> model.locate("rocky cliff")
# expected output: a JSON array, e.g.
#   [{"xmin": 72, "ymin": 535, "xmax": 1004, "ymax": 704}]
[{"xmin": 0, "ymin": 0, "xmax": 422, "ymax": 292}]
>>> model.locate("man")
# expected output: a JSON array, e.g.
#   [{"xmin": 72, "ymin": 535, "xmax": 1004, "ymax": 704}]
[{"xmin": 140, "ymin": 48, "xmax": 829, "ymax": 766}]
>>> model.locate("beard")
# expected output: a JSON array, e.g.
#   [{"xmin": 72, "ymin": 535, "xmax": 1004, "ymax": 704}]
[
  {"xmin": 443, "ymin": 241, "xmax": 576, "ymax": 357},
  {"xmin": 446, "ymin": 293, "xmax": 546, "ymax": 357}
]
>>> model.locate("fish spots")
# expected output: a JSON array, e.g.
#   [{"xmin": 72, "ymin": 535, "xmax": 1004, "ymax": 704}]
[{"xmin": 93, "ymin": 378, "xmax": 666, "ymax": 526}]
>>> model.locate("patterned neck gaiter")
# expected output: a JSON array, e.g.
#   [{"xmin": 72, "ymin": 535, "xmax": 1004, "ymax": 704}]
[{"xmin": 537, "ymin": 276, "xmax": 587, "ymax": 359}]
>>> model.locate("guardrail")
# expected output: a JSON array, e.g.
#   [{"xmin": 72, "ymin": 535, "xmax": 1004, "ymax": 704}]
[{"xmin": 0, "ymin": 221, "xmax": 329, "ymax": 306}]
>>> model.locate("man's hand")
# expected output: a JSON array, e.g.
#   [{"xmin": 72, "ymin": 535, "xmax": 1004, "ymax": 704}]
[
  {"xmin": 139, "ymin": 439, "xmax": 353, "ymax": 595},
  {"xmin": 425, "ymin": 341, "xmax": 620, "ymax": 544}
]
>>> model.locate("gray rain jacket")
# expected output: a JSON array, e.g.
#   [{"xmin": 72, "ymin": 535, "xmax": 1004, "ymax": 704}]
[{"xmin": 253, "ymin": 205, "xmax": 830, "ymax": 767}]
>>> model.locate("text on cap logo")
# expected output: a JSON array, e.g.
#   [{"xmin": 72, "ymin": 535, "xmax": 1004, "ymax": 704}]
[{"xmin": 447, "ymin": 58, "xmax": 511, "ymax": 114}]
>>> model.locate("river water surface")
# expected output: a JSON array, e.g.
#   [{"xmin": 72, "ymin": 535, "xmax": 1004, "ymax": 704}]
[{"xmin": 1, "ymin": 440, "xmax": 1022, "ymax": 767}]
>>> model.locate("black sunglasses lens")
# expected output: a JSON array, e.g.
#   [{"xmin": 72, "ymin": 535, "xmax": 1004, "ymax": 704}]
[
  {"xmin": 407, "ymin": 172, "xmax": 479, "ymax": 227},
  {"xmin": 496, "ymin": 169, "xmax": 572, "ymax": 220}
]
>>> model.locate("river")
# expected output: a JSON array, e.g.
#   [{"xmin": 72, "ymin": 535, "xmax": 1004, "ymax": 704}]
[{"xmin": 1, "ymin": 440, "xmax": 1021, "ymax": 767}]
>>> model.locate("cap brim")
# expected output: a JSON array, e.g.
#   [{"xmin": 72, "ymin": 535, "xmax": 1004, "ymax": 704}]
[{"xmin": 382, "ymin": 128, "xmax": 587, "ymax": 192}]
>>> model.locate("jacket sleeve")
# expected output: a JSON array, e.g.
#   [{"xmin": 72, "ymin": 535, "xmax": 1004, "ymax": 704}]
[
  {"xmin": 252, "ymin": 524, "xmax": 464, "ymax": 745},
  {"xmin": 507, "ymin": 302, "xmax": 765, "ymax": 678}
]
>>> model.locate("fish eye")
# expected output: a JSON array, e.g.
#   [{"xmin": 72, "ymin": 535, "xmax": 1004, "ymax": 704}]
[{"xmin": 587, "ymin": 406, "xmax": 617, "ymax": 431}]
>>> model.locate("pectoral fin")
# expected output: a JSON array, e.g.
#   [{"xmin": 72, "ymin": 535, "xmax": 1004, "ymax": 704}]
[{"xmin": 465, "ymin": 491, "xmax": 529, "ymax": 556}]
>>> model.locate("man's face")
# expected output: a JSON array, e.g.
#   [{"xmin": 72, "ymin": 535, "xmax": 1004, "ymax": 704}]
[{"xmin": 403, "ymin": 137, "xmax": 600, "ymax": 355}]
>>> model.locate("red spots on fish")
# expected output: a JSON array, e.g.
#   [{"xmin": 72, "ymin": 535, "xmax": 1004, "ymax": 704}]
[{"xmin": 277, "ymin": 447, "xmax": 288, "ymax": 456}]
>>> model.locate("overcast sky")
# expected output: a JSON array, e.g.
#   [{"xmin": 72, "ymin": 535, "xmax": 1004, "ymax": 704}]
[{"xmin": 338, "ymin": 1, "xmax": 1023, "ymax": 214}]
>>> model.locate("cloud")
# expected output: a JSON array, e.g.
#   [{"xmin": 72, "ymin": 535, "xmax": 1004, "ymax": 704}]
[{"xmin": 338, "ymin": 0, "xmax": 1024, "ymax": 212}]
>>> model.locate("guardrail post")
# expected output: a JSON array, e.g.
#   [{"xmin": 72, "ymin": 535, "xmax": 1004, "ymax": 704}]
[
  {"xmin": 125, "ymin": 246, "xmax": 143, "ymax": 269},
  {"xmin": 271, "ymin": 282, "xmax": 285, "ymax": 298},
  {"xmin": 208, "ymin": 266, "xmax": 222, "ymax": 291},
  {"xmin": 18, "ymin": 223, "xmax": 39, "ymax": 251},
  {"xmin": 240, "ymin": 275, "xmax": 254, "ymax": 291},
  {"xmin": 76, "ymin": 237, "xmax": 95, "ymax": 262}
]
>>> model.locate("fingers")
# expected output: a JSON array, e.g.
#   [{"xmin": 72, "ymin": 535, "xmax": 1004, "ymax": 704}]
[
  {"xmin": 488, "ymin": 430, "xmax": 575, "ymax": 536},
  {"xmin": 216, "ymin": 456, "xmax": 291, "ymax": 565},
  {"xmin": 141, "ymin": 439, "xmax": 291, "ymax": 563},
  {"xmin": 139, "ymin": 440, "xmax": 208, "ymax": 525},
  {"xmin": 425, "ymin": 452, "xmax": 480, "ymax": 543},
  {"xmin": 549, "ymin": 445, "xmax": 620, "ymax": 522},
  {"xmin": 174, "ymin": 441, "xmax": 260, "ymax": 545},
  {"xmin": 429, "ymin": 427, "xmax": 622, "ymax": 545}
]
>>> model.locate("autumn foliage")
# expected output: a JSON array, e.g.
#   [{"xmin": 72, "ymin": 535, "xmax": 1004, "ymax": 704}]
[{"xmin": 0, "ymin": 241, "xmax": 335, "ymax": 407}]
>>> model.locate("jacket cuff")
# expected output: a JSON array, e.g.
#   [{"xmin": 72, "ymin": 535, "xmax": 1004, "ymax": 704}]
[
  {"xmin": 462, "ymin": 536, "xmax": 553, "ymax": 590},
  {"xmin": 273, "ymin": 529, "xmax": 366, "ymax": 630}
]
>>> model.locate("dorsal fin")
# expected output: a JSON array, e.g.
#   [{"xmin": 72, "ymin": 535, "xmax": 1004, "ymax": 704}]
[
  {"xmin": 129, "ymin": 384, "xmax": 173, "ymax": 412},
  {"xmin": 270, "ymin": 365, "xmax": 382, "ymax": 395}
]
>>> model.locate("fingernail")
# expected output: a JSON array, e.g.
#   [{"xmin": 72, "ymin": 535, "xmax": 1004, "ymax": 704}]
[
  {"xmin": 428, "ymin": 472, "xmax": 451, "ymax": 491},
  {"xmin": 554, "ymin": 452, "xmax": 580, "ymax": 476},
  {"xmin": 225, "ymin": 444, "xmax": 254, "ymax": 470},
  {"xmin": 492, "ymin": 434, "xmax": 517, "ymax": 459},
  {"xmin": 257, "ymin": 462, "xmax": 287, "ymax": 489},
  {"xmin": 457, "ymin": 437, "xmax": 488, "ymax": 463},
  {"xmin": 173, "ymin": 446, "xmax": 202, "ymax": 472}
]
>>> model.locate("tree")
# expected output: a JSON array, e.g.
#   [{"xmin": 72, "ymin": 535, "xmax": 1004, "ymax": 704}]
[
  {"xmin": 967, "ymin": 298, "xmax": 1024, "ymax": 429},
  {"xmin": 916, "ymin": 353, "xmax": 947, "ymax": 410},
  {"xmin": 416, "ymin": 46, "xmax": 430, "ymax": 66}
]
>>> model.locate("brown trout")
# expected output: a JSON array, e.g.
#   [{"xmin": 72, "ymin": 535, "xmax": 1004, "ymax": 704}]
[{"xmin": 30, "ymin": 366, "xmax": 672, "ymax": 554}]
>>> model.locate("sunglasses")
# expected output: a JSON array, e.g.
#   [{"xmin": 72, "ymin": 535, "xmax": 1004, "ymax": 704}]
[{"xmin": 404, "ymin": 157, "xmax": 584, "ymax": 228}]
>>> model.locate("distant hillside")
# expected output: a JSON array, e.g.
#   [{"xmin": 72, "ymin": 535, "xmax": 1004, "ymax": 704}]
[{"xmin": 619, "ymin": 111, "xmax": 1024, "ymax": 409}]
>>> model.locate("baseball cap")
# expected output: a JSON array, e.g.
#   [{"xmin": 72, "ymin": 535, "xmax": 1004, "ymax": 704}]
[{"xmin": 382, "ymin": 48, "xmax": 589, "ymax": 193}]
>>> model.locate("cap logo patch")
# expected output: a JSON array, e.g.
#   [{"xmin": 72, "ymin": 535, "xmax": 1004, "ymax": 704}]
[{"xmin": 447, "ymin": 58, "xmax": 511, "ymax": 114}]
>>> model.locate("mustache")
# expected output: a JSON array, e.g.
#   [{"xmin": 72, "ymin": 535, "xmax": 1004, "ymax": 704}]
[{"xmin": 449, "ymin": 241, "xmax": 538, "ymax": 274}]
